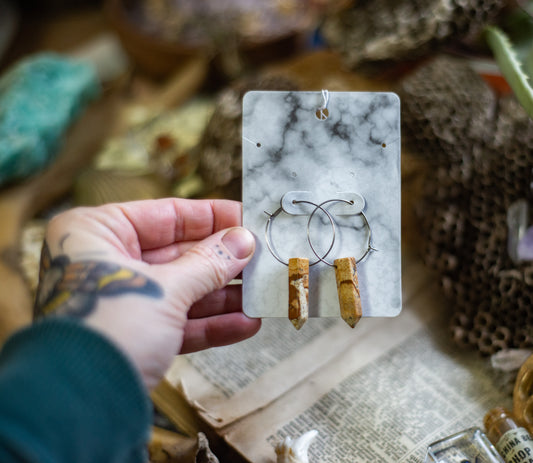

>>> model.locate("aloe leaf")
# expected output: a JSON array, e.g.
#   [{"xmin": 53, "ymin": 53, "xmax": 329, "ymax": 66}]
[
  {"xmin": 500, "ymin": 8, "xmax": 533, "ymax": 62},
  {"xmin": 485, "ymin": 25, "xmax": 533, "ymax": 119}
]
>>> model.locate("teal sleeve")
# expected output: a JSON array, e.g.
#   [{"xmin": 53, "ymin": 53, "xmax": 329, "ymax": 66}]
[{"xmin": 0, "ymin": 318, "xmax": 152, "ymax": 463}]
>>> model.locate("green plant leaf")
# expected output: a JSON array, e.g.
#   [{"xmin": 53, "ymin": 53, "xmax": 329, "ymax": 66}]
[{"xmin": 485, "ymin": 25, "xmax": 533, "ymax": 118}]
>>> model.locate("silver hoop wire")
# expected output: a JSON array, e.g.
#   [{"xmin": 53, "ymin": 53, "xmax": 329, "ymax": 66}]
[
  {"xmin": 264, "ymin": 201, "xmax": 337, "ymax": 266},
  {"xmin": 305, "ymin": 199, "xmax": 374, "ymax": 267}
]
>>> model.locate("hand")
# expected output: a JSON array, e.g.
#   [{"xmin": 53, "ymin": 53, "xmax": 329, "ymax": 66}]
[{"xmin": 34, "ymin": 198, "xmax": 261, "ymax": 389}]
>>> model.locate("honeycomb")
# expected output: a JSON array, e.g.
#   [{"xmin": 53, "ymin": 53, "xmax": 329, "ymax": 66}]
[
  {"xmin": 399, "ymin": 55, "xmax": 533, "ymax": 354},
  {"xmin": 323, "ymin": 0, "xmax": 505, "ymax": 70}
]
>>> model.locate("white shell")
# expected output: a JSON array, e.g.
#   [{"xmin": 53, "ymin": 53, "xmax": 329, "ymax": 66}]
[
  {"xmin": 275, "ymin": 430, "xmax": 318, "ymax": 463},
  {"xmin": 491, "ymin": 348, "xmax": 533, "ymax": 372}
]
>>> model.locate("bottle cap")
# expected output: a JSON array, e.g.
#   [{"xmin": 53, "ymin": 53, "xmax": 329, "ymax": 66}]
[{"xmin": 484, "ymin": 407, "xmax": 512, "ymax": 431}]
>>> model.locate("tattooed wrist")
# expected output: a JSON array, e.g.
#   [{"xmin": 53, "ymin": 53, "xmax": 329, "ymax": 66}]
[{"xmin": 34, "ymin": 240, "xmax": 163, "ymax": 319}]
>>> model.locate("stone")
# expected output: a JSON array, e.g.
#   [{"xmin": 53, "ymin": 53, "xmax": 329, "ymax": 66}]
[{"xmin": 0, "ymin": 53, "xmax": 100, "ymax": 187}]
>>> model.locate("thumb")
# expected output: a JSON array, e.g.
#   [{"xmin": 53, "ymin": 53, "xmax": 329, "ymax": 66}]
[{"xmin": 158, "ymin": 227, "xmax": 255, "ymax": 307}]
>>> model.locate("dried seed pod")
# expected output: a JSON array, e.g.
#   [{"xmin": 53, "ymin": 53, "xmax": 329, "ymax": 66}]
[
  {"xmin": 468, "ymin": 327, "xmax": 484, "ymax": 346},
  {"xmin": 451, "ymin": 325, "xmax": 471, "ymax": 350},
  {"xmin": 498, "ymin": 271, "xmax": 521, "ymax": 299},
  {"xmin": 322, "ymin": 0, "xmax": 505, "ymax": 70},
  {"xmin": 474, "ymin": 312, "xmax": 496, "ymax": 332},
  {"xmin": 197, "ymin": 75, "xmax": 298, "ymax": 199},
  {"xmin": 399, "ymin": 55, "xmax": 533, "ymax": 354},
  {"xmin": 478, "ymin": 331, "xmax": 498, "ymax": 356},
  {"xmin": 515, "ymin": 328, "xmax": 533, "ymax": 349},
  {"xmin": 451, "ymin": 311, "xmax": 474, "ymax": 330},
  {"xmin": 493, "ymin": 326, "xmax": 511, "ymax": 345},
  {"xmin": 400, "ymin": 56, "xmax": 497, "ymax": 168},
  {"xmin": 523, "ymin": 266, "xmax": 533, "ymax": 286}
]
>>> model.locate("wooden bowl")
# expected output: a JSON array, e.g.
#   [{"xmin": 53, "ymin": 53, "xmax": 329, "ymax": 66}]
[
  {"xmin": 105, "ymin": 0, "xmax": 201, "ymax": 78},
  {"xmin": 105, "ymin": 0, "xmax": 313, "ymax": 79}
]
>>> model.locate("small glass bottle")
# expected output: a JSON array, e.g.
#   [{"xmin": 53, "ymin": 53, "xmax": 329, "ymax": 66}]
[
  {"xmin": 484, "ymin": 407, "xmax": 533, "ymax": 463},
  {"xmin": 425, "ymin": 427, "xmax": 505, "ymax": 463}
]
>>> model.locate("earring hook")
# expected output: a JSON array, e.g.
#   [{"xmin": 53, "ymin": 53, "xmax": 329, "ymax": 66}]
[
  {"xmin": 264, "ymin": 201, "xmax": 337, "ymax": 266},
  {"xmin": 303, "ymin": 199, "xmax": 375, "ymax": 267}
]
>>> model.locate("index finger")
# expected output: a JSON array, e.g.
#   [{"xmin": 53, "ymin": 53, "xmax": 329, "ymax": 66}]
[{"xmin": 115, "ymin": 198, "xmax": 242, "ymax": 250}]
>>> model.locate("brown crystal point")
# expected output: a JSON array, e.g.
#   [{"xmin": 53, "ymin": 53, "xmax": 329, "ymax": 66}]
[
  {"xmin": 334, "ymin": 257, "xmax": 362, "ymax": 328},
  {"xmin": 288, "ymin": 258, "xmax": 309, "ymax": 330}
]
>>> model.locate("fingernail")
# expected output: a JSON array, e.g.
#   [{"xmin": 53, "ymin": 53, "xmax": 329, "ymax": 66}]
[{"xmin": 222, "ymin": 228, "xmax": 255, "ymax": 259}]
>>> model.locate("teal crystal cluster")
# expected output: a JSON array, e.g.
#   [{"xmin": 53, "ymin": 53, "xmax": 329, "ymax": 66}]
[{"xmin": 0, "ymin": 53, "xmax": 100, "ymax": 187}]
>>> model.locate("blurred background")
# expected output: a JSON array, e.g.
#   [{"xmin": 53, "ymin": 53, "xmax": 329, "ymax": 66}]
[
  {"xmin": 1, "ymin": 0, "xmax": 533, "ymax": 363},
  {"xmin": 0, "ymin": 0, "xmax": 533, "ymax": 458}
]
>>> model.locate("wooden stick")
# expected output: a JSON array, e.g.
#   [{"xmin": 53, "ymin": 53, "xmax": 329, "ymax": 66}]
[
  {"xmin": 288, "ymin": 257, "xmax": 309, "ymax": 330},
  {"xmin": 334, "ymin": 257, "xmax": 362, "ymax": 328},
  {"xmin": 151, "ymin": 56, "xmax": 209, "ymax": 111},
  {"xmin": 151, "ymin": 379, "xmax": 203, "ymax": 438},
  {"xmin": 149, "ymin": 426, "xmax": 197, "ymax": 462}
]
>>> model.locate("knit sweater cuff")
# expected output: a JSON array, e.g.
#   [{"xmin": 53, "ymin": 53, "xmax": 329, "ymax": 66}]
[{"xmin": 0, "ymin": 318, "xmax": 152, "ymax": 463}]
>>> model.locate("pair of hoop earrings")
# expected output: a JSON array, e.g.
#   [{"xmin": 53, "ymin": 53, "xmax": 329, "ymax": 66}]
[{"xmin": 264, "ymin": 198, "xmax": 374, "ymax": 330}]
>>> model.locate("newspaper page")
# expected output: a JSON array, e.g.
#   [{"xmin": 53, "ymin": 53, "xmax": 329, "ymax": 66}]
[
  {"xmin": 221, "ymin": 282, "xmax": 512, "ymax": 462},
  {"xmin": 164, "ymin": 250, "xmax": 432, "ymax": 428},
  {"xmin": 168, "ymin": 318, "xmax": 357, "ymax": 426}
]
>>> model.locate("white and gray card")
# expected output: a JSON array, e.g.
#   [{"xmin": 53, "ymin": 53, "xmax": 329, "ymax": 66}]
[{"xmin": 242, "ymin": 91, "xmax": 402, "ymax": 319}]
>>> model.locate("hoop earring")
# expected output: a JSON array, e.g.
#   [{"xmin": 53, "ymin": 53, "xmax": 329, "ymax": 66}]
[
  {"xmin": 304, "ymin": 199, "xmax": 374, "ymax": 328},
  {"xmin": 264, "ymin": 203, "xmax": 337, "ymax": 330}
]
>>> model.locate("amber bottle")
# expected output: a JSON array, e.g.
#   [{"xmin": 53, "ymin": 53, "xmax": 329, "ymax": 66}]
[{"xmin": 484, "ymin": 407, "xmax": 533, "ymax": 463}]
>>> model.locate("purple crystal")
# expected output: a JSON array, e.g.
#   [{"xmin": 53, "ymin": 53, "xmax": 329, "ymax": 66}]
[{"xmin": 517, "ymin": 226, "xmax": 533, "ymax": 261}]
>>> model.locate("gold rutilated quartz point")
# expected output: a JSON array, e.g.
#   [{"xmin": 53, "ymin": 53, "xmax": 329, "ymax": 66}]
[
  {"xmin": 288, "ymin": 257, "xmax": 309, "ymax": 330},
  {"xmin": 334, "ymin": 257, "xmax": 362, "ymax": 328}
]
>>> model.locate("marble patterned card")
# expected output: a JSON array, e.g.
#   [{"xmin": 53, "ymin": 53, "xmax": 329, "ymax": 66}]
[{"xmin": 242, "ymin": 91, "xmax": 401, "ymax": 319}]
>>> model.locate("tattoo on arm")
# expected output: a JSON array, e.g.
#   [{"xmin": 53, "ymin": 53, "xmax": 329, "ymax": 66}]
[{"xmin": 34, "ymin": 240, "xmax": 163, "ymax": 319}]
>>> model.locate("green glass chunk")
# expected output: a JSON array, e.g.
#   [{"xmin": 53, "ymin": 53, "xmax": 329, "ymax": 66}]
[{"xmin": 0, "ymin": 53, "xmax": 100, "ymax": 187}]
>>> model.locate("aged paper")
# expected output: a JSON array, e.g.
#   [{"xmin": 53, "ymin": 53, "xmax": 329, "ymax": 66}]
[
  {"xmin": 164, "ymin": 251, "xmax": 509, "ymax": 461},
  {"xmin": 222, "ymin": 293, "xmax": 510, "ymax": 462}
]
